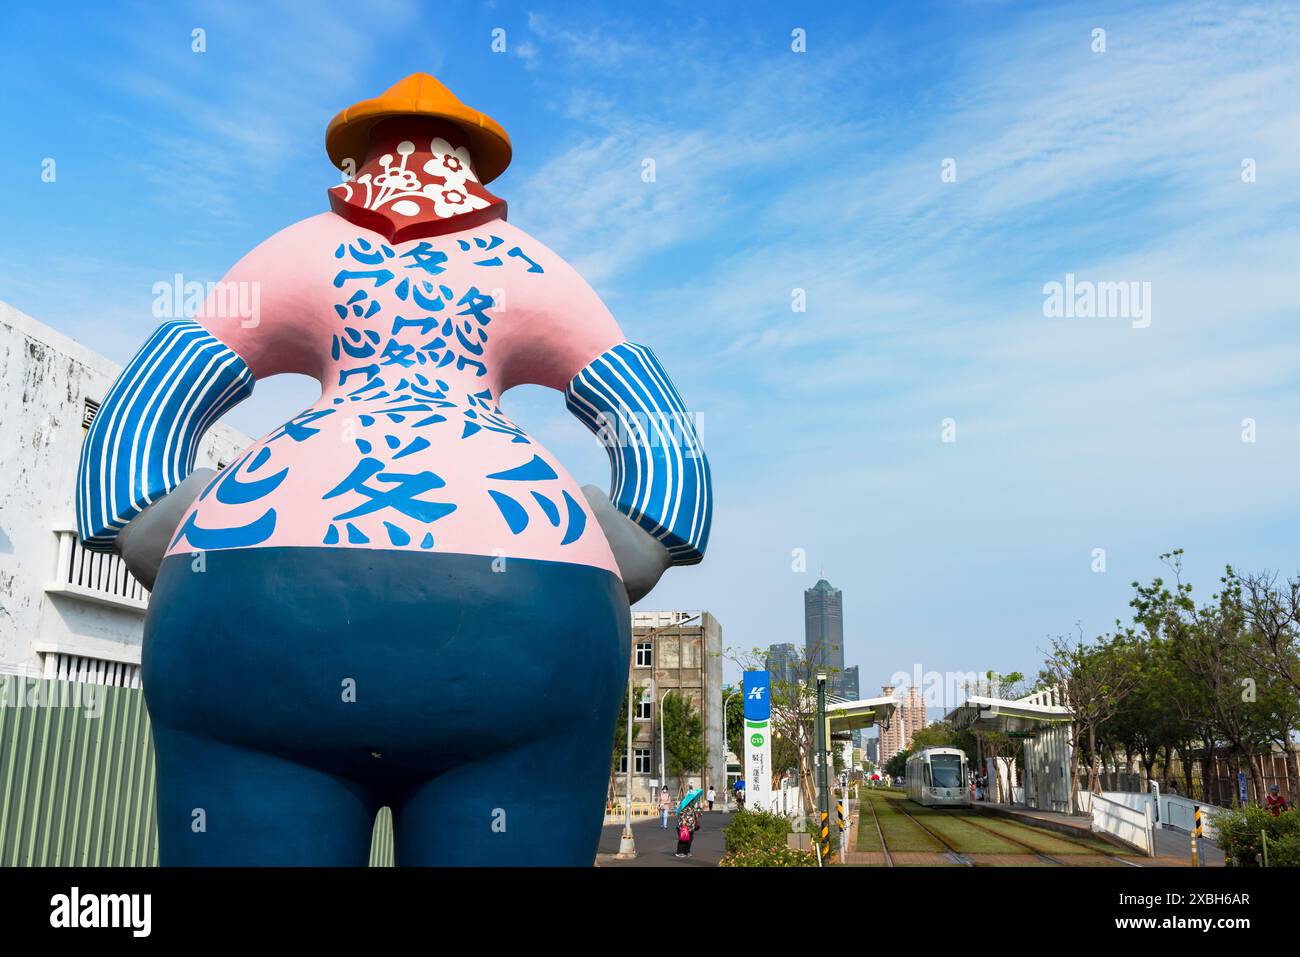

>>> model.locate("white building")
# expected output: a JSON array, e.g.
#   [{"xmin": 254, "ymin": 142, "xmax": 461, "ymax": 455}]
[{"xmin": 0, "ymin": 301, "xmax": 248, "ymax": 686}]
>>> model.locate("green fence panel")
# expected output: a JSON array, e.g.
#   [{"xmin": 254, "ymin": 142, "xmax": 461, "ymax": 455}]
[{"xmin": 0, "ymin": 675, "xmax": 394, "ymax": 866}]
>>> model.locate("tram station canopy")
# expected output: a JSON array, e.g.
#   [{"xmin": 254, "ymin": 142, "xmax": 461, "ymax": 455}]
[
  {"xmin": 825, "ymin": 694, "xmax": 899, "ymax": 733},
  {"xmin": 944, "ymin": 691, "xmax": 1072, "ymax": 737}
]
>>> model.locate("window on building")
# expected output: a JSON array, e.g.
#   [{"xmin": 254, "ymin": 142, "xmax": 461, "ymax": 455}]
[
  {"xmin": 635, "ymin": 694, "xmax": 652, "ymax": 720},
  {"xmin": 634, "ymin": 641, "xmax": 652, "ymax": 667},
  {"xmin": 617, "ymin": 749, "xmax": 654, "ymax": 775},
  {"xmin": 82, "ymin": 397, "xmax": 101, "ymax": 429}
]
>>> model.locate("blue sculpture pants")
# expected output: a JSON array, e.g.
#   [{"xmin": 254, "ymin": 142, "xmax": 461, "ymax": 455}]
[{"xmin": 142, "ymin": 546, "xmax": 630, "ymax": 866}]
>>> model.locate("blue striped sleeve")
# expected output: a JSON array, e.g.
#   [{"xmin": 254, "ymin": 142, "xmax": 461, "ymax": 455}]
[
  {"xmin": 565, "ymin": 341, "xmax": 712, "ymax": 565},
  {"xmin": 76, "ymin": 319, "xmax": 255, "ymax": 551}
]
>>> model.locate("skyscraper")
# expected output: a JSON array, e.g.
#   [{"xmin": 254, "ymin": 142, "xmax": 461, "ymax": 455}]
[
  {"xmin": 804, "ymin": 577, "xmax": 844, "ymax": 693},
  {"xmin": 841, "ymin": 665, "xmax": 860, "ymax": 700}
]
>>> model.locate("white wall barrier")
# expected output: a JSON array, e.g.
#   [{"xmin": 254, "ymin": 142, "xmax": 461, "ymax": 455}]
[
  {"xmin": 1082, "ymin": 792, "xmax": 1154, "ymax": 856},
  {"xmin": 1158, "ymin": 793, "xmax": 1220, "ymax": 842}
]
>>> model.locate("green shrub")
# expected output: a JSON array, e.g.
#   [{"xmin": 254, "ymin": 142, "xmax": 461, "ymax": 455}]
[
  {"xmin": 1215, "ymin": 805, "xmax": 1300, "ymax": 867},
  {"xmin": 722, "ymin": 808, "xmax": 791, "ymax": 854},
  {"xmin": 719, "ymin": 845, "xmax": 817, "ymax": 867}
]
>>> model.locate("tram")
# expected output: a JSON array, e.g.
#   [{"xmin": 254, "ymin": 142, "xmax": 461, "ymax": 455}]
[{"xmin": 905, "ymin": 747, "xmax": 972, "ymax": 807}]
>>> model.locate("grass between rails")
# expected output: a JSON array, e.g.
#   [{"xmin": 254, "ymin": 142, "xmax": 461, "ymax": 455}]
[
  {"xmin": 971, "ymin": 815, "xmax": 1120, "ymax": 855},
  {"xmin": 859, "ymin": 789, "xmax": 1121, "ymax": 860},
  {"xmin": 854, "ymin": 805, "xmax": 883, "ymax": 852},
  {"xmin": 863, "ymin": 791, "xmax": 945, "ymax": 852},
  {"xmin": 905, "ymin": 805, "xmax": 1023, "ymax": 854}
]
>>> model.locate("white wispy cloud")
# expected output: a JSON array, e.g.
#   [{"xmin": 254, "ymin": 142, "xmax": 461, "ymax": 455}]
[{"xmin": 503, "ymin": 2, "xmax": 1300, "ymax": 673}]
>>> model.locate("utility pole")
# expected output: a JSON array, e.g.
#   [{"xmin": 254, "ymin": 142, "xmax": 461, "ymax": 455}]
[
  {"xmin": 816, "ymin": 672, "xmax": 831, "ymax": 864},
  {"xmin": 616, "ymin": 676, "xmax": 637, "ymax": 859}
]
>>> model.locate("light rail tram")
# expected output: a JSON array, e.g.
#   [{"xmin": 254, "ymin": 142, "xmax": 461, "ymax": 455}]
[{"xmin": 905, "ymin": 746, "xmax": 972, "ymax": 807}]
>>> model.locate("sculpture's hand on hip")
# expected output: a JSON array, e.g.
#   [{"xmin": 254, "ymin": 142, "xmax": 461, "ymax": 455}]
[
  {"xmin": 581, "ymin": 485, "xmax": 671, "ymax": 605},
  {"xmin": 114, "ymin": 468, "xmax": 216, "ymax": 591}
]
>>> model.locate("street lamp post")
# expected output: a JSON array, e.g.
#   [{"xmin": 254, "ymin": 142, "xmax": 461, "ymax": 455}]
[
  {"xmin": 616, "ymin": 677, "xmax": 637, "ymax": 859},
  {"xmin": 659, "ymin": 687, "xmax": 671, "ymax": 794},
  {"xmin": 815, "ymin": 672, "xmax": 830, "ymax": 864}
]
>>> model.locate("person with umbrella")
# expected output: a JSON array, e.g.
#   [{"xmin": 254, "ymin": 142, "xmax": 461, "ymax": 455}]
[{"xmin": 675, "ymin": 789, "xmax": 703, "ymax": 857}]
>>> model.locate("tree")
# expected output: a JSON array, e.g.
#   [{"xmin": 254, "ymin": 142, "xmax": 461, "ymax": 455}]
[
  {"xmin": 1042, "ymin": 626, "xmax": 1140, "ymax": 811},
  {"xmin": 662, "ymin": 691, "xmax": 705, "ymax": 794},
  {"xmin": 884, "ymin": 749, "xmax": 910, "ymax": 780},
  {"xmin": 1130, "ymin": 551, "xmax": 1276, "ymax": 802},
  {"xmin": 1236, "ymin": 569, "xmax": 1300, "ymax": 799},
  {"xmin": 610, "ymin": 691, "xmax": 629, "ymax": 774},
  {"xmin": 722, "ymin": 683, "xmax": 745, "ymax": 762}
]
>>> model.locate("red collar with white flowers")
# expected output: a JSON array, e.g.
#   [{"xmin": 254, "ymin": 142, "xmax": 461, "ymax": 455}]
[{"xmin": 328, "ymin": 123, "xmax": 507, "ymax": 243}]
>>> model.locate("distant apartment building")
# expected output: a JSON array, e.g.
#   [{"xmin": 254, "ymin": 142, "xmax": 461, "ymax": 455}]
[
  {"xmin": 611, "ymin": 610, "xmax": 725, "ymax": 803},
  {"xmin": 765, "ymin": 642, "xmax": 799, "ymax": 686},
  {"xmin": 876, "ymin": 683, "xmax": 928, "ymax": 761},
  {"xmin": 901, "ymin": 684, "xmax": 926, "ymax": 745},
  {"xmin": 0, "ymin": 301, "xmax": 248, "ymax": 683}
]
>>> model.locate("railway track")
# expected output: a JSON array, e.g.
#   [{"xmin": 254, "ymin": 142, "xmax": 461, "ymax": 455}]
[
  {"xmin": 957, "ymin": 811, "xmax": 1066, "ymax": 865},
  {"xmin": 889, "ymin": 797, "xmax": 974, "ymax": 866},
  {"xmin": 863, "ymin": 791, "xmax": 1143, "ymax": 866},
  {"xmin": 862, "ymin": 790, "xmax": 894, "ymax": 867}
]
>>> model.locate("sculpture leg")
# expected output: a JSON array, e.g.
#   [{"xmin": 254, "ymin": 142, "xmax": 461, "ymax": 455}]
[
  {"xmin": 152, "ymin": 724, "xmax": 378, "ymax": 866},
  {"xmin": 390, "ymin": 720, "xmax": 617, "ymax": 866}
]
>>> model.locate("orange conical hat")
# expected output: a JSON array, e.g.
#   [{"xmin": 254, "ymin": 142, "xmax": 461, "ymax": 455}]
[{"xmin": 326, "ymin": 72, "xmax": 512, "ymax": 184}]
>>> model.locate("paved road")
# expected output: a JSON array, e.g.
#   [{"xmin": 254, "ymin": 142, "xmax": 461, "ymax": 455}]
[{"xmin": 595, "ymin": 811, "xmax": 733, "ymax": 867}]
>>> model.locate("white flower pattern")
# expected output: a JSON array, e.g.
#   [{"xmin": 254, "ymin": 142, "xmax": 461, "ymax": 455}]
[
  {"xmin": 336, "ymin": 137, "xmax": 486, "ymax": 219},
  {"xmin": 423, "ymin": 137, "xmax": 478, "ymax": 186}
]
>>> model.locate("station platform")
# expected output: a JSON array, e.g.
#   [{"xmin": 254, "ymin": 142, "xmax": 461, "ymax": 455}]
[{"xmin": 974, "ymin": 802, "xmax": 1224, "ymax": 867}]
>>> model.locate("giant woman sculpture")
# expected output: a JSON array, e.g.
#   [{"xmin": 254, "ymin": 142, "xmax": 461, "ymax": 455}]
[{"xmin": 76, "ymin": 74, "xmax": 712, "ymax": 865}]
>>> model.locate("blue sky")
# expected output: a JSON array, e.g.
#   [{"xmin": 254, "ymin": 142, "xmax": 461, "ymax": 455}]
[{"xmin": 3, "ymin": 1, "xmax": 1299, "ymax": 710}]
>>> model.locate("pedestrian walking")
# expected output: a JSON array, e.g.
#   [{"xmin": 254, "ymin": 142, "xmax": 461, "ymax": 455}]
[
  {"xmin": 675, "ymin": 800, "xmax": 698, "ymax": 857},
  {"xmin": 659, "ymin": 787, "xmax": 671, "ymax": 828},
  {"xmin": 706, "ymin": 785, "xmax": 716, "ymax": 811},
  {"xmin": 675, "ymin": 818, "xmax": 693, "ymax": 857}
]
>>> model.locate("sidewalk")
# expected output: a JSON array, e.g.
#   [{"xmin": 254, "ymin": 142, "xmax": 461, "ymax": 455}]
[{"xmin": 595, "ymin": 810, "xmax": 733, "ymax": 867}]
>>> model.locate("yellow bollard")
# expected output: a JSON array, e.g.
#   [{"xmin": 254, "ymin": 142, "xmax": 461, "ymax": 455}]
[{"xmin": 1190, "ymin": 805, "xmax": 1201, "ymax": 867}]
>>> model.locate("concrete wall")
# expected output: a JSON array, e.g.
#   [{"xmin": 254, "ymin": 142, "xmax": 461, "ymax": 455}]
[{"xmin": 0, "ymin": 301, "xmax": 249, "ymax": 677}]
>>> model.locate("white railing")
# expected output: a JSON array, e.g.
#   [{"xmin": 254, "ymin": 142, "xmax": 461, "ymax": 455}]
[
  {"xmin": 41, "ymin": 651, "xmax": 142, "ymax": 689},
  {"xmin": 45, "ymin": 529, "xmax": 148, "ymax": 613}
]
